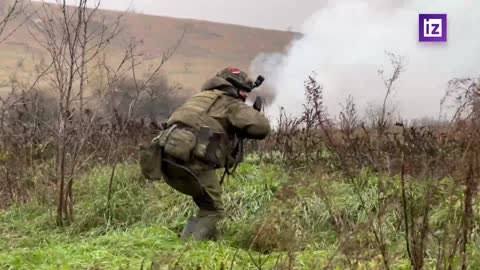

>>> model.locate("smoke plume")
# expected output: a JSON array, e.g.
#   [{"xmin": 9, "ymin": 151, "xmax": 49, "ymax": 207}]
[{"xmin": 251, "ymin": 0, "xmax": 480, "ymax": 123}]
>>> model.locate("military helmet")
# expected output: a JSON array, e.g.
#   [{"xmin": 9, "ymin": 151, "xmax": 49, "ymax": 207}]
[{"xmin": 216, "ymin": 67, "xmax": 255, "ymax": 92}]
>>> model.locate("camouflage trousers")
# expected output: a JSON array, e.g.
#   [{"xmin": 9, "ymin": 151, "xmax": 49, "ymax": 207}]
[{"xmin": 160, "ymin": 157, "xmax": 224, "ymax": 240}]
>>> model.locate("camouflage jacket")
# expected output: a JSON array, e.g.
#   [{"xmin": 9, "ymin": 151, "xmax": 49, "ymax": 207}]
[{"xmin": 163, "ymin": 76, "xmax": 270, "ymax": 167}]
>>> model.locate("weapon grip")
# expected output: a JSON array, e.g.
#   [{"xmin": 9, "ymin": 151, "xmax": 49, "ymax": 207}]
[{"xmin": 253, "ymin": 96, "xmax": 263, "ymax": 112}]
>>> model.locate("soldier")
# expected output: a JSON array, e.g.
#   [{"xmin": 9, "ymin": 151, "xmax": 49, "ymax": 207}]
[{"xmin": 140, "ymin": 67, "xmax": 270, "ymax": 241}]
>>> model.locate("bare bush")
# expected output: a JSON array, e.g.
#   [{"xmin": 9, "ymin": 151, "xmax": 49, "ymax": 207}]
[
  {"xmin": 0, "ymin": 0, "xmax": 184, "ymax": 225},
  {"xmin": 257, "ymin": 51, "xmax": 479, "ymax": 269},
  {"xmin": 103, "ymin": 73, "xmax": 186, "ymax": 123},
  {"xmin": 0, "ymin": 0, "xmax": 27, "ymax": 43}
]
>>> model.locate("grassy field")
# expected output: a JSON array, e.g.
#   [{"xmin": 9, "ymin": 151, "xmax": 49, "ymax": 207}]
[
  {"xmin": 1, "ymin": 3, "xmax": 479, "ymax": 269},
  {"xmin": 1, "ymin": 154, "xmax": 478, "ymax": 269}
]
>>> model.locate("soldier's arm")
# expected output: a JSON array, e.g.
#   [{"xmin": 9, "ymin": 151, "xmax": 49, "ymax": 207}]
[{"xmin": 227, "ymin": 101, "xmax": 270, "ymax": 139}]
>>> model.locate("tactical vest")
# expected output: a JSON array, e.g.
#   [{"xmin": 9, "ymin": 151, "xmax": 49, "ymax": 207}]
[
  {"xmin": 166, "ymin": 90, "xmax": 227, "ymax": 133},
  {"xmin": 154, "ymin": 90, "xmax": 232, "ymax": 169}
]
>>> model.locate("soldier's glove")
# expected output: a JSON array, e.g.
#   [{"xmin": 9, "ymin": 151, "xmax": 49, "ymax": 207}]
[{"xmin": 253, "ymin": 96, "xmax": 263, "ymax": 112}]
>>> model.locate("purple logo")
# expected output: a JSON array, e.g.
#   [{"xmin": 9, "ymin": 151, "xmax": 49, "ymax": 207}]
[{"xmin": 419, "ymin": 14, "xmax": 447, "ymax": 42}]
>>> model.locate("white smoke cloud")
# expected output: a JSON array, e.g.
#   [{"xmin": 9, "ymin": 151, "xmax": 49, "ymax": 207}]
[{"xmin": 251, "ymin": 0, "xmax": 480, "ymax": 124}]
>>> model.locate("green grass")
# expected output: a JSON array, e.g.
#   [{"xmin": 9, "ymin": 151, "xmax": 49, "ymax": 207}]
[
  {"xmin": 0, "ymin": 157, "xmax": 479, "ymax": 269},
  {"xmin": 0, "ymin": 223, "xmax": 337, "ymax": 269},
  {"xmin": 0, "ymin": 160, "xmax": 296, "ymax": 269}
]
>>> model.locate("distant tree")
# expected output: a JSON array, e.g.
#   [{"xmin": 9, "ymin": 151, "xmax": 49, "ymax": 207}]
[
  {"xmin": 27, "ymin": 0, "xmax": 183, "ymax": 226},
  {"xmin": 0, "ymin": 0, "xmax": 29, "ymax": 44}
]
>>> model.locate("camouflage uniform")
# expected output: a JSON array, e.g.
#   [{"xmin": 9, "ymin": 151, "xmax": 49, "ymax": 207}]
[{"xmin": 141, "ymin": 67, "xmax": 270, "ymax": 241}]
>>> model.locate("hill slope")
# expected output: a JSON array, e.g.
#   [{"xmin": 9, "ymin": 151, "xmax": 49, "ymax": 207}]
[{"xmin": 0, "ymin": 3, "xmax": 297, "ymax": 91}]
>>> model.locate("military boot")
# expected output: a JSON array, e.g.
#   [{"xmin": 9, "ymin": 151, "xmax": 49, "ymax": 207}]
[
  {"xmin": 180, "ymin": 216, "xmax": 219, "ymax": 241},
  {"xmin": 180, "ymin": 216, "xmax": 198, "ymax": 241},
  {"xmin": 191, "ymin": 216, "xmax": 219, "ymax": 241}
]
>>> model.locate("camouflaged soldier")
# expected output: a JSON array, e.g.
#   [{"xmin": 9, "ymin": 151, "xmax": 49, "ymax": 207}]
[{"xmin": 140, "ymin": 67, "xmax": 270, "ymax": 241}]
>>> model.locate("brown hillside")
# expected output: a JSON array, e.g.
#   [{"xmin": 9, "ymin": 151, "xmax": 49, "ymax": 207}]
[{"xmin": 0, "ymin": 2, "xmax": 297, "ymax": 92}]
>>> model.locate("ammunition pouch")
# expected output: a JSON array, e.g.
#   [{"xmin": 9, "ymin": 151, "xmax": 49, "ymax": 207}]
[
  {"xmin": 153, "ymin": 124, "xmax": 229, "ymax": 169},
  {"xmin": 155, "ymin": 124, "xmax": 197, "ymax": 163},
  {"xmin": 192, "ymin": 126, "xmax": 229, "ymax": 169},
  {"xmin": 139, "ymin": 124, "xmax": 192, "ymax": 180},
  {"xmin": 139, "ymin": 141, "xmax": 163, "ymax": 180}
]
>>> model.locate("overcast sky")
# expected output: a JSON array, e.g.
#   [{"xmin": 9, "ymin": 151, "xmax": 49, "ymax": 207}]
[{"xmin": 35, "ymin": 0, "xmax": 326, "ymax": 31}]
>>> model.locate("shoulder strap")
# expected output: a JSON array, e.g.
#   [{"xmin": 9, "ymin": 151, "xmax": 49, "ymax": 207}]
[{"xmin": 203, "ymin": 90, "xmax": 225, "ymax": 114}]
